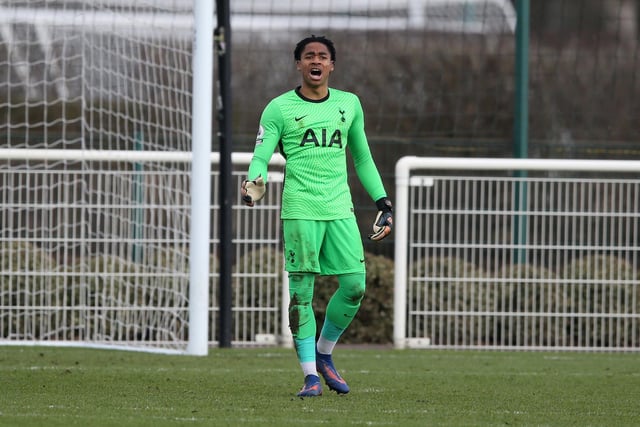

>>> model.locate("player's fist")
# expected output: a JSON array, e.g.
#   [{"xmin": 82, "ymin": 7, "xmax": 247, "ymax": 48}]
[
  {"xmin": 241, "ymin": 175, "xmax": 265, "ymax": 207},
  {"xmin": 368, "ymin": 197, "xmax": 393, "ymax": 241}
]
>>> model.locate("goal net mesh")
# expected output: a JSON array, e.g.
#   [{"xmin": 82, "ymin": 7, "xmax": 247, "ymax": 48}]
[{"xmin": 1, "ymin": 1, "xmax": 197, "ymax": 353}]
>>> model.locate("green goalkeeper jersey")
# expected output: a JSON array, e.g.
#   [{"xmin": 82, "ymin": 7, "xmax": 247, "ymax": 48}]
[{"xmin": 247, "ymin": 87, "xmax": 387, "ymax": 220}]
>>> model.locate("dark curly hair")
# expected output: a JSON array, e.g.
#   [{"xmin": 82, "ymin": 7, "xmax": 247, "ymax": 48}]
[{"xmin": 294, "ymin": 35, "xmax": 336, "ymax": 62}]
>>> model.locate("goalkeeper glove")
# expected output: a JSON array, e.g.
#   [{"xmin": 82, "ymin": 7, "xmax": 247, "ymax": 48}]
[
  {"xmin": 241, "ymin": 175, "xmax": 265, "ymax": 207},
  {"xmin": 368, "ymin": 197, "xmax": 393, "ymax": 241}
]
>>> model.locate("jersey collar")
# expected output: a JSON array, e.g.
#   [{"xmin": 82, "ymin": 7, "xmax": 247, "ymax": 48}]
[{"xmin": 295, "ymin": 86, "xmax": 330, "ymax": 103}]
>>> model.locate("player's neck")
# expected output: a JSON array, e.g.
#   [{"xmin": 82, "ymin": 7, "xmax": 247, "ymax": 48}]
[{"xmin": 298, "ymin": 84, "xmax": 329, "ymax": 101}]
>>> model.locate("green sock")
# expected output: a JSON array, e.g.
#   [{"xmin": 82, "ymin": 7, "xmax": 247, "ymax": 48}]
[
  {"xmin": 294, "ymin": 336, "xmax": 316, "ymax": 363},
  {"xmin": 288, "ymin": 273, "xmax": 316, "ymax": 363},
  {"xmin": 320, "ymin": 318, "xmax": 344, "ymax": 342},
  {"xmin": 324, "ymin": 272, "xmax": 366, "ymax": 330},
  {"xmin": 317, "ymin": 319, "xmax": 344, "ymax": 355}
]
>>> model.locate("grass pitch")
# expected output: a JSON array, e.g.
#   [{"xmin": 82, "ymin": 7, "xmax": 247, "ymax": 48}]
[{"xmin": 0, "ymin": 346, "xmax": 638, "ymax": 426}]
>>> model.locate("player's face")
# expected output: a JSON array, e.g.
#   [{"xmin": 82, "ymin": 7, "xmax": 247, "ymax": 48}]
[{"xmin": 296, "ymin": 42, "xmax": 334, "ymax": 89}]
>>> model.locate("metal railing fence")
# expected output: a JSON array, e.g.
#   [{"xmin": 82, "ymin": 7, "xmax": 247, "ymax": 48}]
[
  {"xmin": 0, "ymin": 149, "xmax": 289, "ymax": 352},
  {"xmin": 394, "ymin": 157, "xmax": 640, "ymax": 351}
]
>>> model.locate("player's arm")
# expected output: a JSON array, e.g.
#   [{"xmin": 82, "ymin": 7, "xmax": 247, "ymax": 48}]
[
  {"xmin": 348, "ymin": 98, "xmax": 393, "ymax": 241},
  {"xmin": 242, "ymin": 101, "xmax": 284, "ymax": 207}
]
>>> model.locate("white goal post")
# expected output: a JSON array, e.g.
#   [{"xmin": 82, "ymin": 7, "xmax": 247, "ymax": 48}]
[{"xmin": 0, "ymin": 0, "xmax": 220, "ymax": 355}]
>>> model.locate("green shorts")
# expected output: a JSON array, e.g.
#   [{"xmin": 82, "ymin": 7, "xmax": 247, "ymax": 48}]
[{"xmin": 282, "ymin": 217, "xmax": 365, "ymax": 275}]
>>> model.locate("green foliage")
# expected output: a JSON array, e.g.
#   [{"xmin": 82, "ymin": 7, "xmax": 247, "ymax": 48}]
[
  {"xmin": 409, "ymin": 256, "xmax": 485, "ymax": 346},
  {"xmin": 0, "ymin": 241, "xmax": 59, "ymax": 339},
  {"xmin": 63, "ymin": 251, "xmax": 191, "ymax": 342},
  {"xmin": 3, "ymin": 244, "xmax": 640, "ymax": 347},
  {"xmin": 560, "ymin": 255, "xmax": 640, "ymax": 348},
  {"xmin": 408, "ymin": 255, "xmax": 640, "ymax": 348},
  {"xmin": 494, "ymin": 262, "xmax": 565, "ymax": 347},
  {"xmin": 233, "ymin": 245, "xmax": 284, "ymax": 308},
  {"xmin": 314, "ymin": 252, "xmax": 395, "ymax": 344},
  {"xmin": 231, "ymin": 248, "xmax": 394, "ymax": 344},
  {"xmin": 232, "ymin": 245, "xmax": 285, "ymax": 341}
]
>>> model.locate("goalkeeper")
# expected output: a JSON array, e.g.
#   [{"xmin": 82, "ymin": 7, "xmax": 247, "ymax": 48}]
[{"xmin": 241, "ymin": 35, "xmax": 392, "ymax": 397}]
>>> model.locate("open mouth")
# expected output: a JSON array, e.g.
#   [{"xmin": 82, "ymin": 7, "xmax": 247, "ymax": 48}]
[{"xmin": 310, "ymin": 68, "xmax": 322, "ymax": 78}]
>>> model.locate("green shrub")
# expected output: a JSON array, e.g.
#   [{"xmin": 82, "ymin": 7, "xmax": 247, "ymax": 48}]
[
  {"xmin": 0, "ymin": 241, "xmax": 58, "ymax": 339},
  {"xmin": 4, "ymin": 241, "xmax": 639, "ymax": 348},
  {"xmin": 560, "ymin": 255, "xmax": 640, "ymax": 348},
  {"xmin": 314, "ymin": 252, "xmax": 395, "ymax": 345},
  {"xmin": 62, "ymin": 247, "xmax": 199, "ymax": 342},
  {"xmin": 409, "ymin": 256, "xmax": 485, "ymax": 346},
  {"xmin": 232, "ymin": 245, "xmax": 285, "ymax": 342},
  {"xmin": 494, "ymin": 263, "xmax": 564, "ymax": 347}
]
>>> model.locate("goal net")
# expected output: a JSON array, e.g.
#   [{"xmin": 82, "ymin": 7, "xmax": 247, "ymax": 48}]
[{"xmin": 0, "ymin": 1, "xmax": 201, "ymax": 354}]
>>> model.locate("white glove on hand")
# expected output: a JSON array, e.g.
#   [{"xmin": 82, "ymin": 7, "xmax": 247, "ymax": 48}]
[
  {"xmin": 241, "ymin": 175, "xmax": 265, "ymax": 207},
  {"xmin": 368, "ymin": 197, "xmax": 393, "ymax": 241}
]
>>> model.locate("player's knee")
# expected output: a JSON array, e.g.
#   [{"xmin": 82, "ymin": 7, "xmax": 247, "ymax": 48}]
[
  {"xmin": 288, "ymin": 273, "xmax": 314, "ymax": 301},
  {"xmin": 337, "ymin": 272, "xmax": 366, "ymax": 304}
]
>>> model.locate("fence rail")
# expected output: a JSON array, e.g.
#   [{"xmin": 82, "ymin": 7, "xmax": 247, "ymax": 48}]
[
  {"xmin": 5, "ymin": 152, "xmax": 640, "ymax": 352},
  {"xmin": 0, "ymin": 149, "xmax": 289, "ymax": 353},
  {"xmin": 394, "ymin": 157, "xmax": 640, "ymax": 351}
]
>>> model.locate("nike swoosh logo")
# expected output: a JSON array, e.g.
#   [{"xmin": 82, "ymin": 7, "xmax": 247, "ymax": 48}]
[{"xmin": 294, "ymin": 115, "xmax": 307, "ymax": 121}]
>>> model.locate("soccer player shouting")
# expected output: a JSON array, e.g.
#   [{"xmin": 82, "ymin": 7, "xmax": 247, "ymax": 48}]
[{"xmin": 241, "ymin": 35, "xmax": 393, "ymax": 397}]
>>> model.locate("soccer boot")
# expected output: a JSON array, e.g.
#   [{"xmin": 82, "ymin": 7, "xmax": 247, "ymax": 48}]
[
  {"xmin": 316, "ymin": 351, "xmax": 350, "ymax": 394},
  {"xmin": 297, "ymin": 374, "xmax": 322, "ymax": 397}
]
